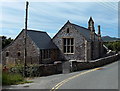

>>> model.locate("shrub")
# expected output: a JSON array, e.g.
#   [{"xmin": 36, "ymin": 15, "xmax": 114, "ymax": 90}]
[{"xmin": 104, "ymin": 41, "xmax": 120, "ymax": 52}]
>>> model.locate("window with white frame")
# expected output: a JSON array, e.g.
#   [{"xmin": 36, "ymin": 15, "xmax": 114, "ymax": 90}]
[{"xmin": 63, "ymin": 38, "xmax": 74, "ymax": 54}]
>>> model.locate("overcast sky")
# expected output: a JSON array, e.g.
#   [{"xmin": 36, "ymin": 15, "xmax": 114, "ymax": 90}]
[{"xmin": 0, "ymin": 0, "xmax": 118, "ymax": 39}]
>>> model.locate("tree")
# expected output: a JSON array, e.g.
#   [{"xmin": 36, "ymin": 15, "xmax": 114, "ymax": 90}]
[
  {"xmin": 112, "ymin": 41, "xmax": 120, "ymax": 52},
  {"xmin": 2, "ymin": 36, "xmax": 13, "ymax": 49},
  {"xmin": 104, "ymin": 41, "xmax": 120, "ymax": 52}
]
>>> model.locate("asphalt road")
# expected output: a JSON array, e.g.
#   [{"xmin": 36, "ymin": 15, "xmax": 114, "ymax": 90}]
[
  {"xmin": 57, "ymin": 61, "xmax": 118, "ymax": 89},
  {"xmin": 3, "ymin": 61, "xmax": 118, "ymax": 90}
]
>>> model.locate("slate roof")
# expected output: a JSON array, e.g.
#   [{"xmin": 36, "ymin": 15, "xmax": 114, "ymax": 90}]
[
  {"xmin": 71, "ymin": 23, "xmax": 99, "ymax": 41},
  {"xmin": 26, "ymin": 30, "xmax": 57, "ymax": 49}
]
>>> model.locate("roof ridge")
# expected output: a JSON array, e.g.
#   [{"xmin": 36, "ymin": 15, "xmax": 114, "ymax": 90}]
[
  {"xmin": 22, "ymin": 29, "xmax": 46, "ymax": 33},
  {"xmin": 27, "ymin": 29, "xmax": 46, "ymax": 33},
  {"xmin": 71, "ymin": 23, "xmax": 90, "ymax": 31},
  {"xmin": 71, "ymin": 23, "xmax": 98, "ymax": 36}
]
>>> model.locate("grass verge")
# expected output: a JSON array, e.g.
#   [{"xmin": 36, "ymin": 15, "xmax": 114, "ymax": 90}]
[{"xmin": 2, "ymin": 72, "xmax": 33, "ymax": 85}]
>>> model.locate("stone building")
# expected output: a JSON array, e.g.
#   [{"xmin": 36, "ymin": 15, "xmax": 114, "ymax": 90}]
[
  {"xmin": 53, "ymin": 17, "xmax": 104, "ymax": 62},
  {"xmin": 2, "ymin": 17, "xmax": 106, "ymax": 65},
  {"xmin": 2, "ymin": 29, "xmax": 58, "ymax": 65}
]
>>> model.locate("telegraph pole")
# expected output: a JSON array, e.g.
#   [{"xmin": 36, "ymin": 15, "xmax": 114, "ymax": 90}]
[{"xmin": 24, "ymin": 1, "xmax": 29, "ymax": 77}]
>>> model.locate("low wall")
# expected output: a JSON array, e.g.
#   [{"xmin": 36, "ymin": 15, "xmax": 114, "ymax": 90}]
[
  {"xmin": 7, "ymin": 53, "xmax": 120, "ymax": 77},
  {"xmin": 71, "ymin": 53, "xmax": 120, "ymax": 72},
  {"xmin": 9, "ymin": 62, "xmax": 62, "ymax": 77}
]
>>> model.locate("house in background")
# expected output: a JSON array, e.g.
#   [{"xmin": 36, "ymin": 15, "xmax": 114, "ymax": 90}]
[{"xmin": 2, "ymin": 17, "xmax": 106, "ymax": 66}]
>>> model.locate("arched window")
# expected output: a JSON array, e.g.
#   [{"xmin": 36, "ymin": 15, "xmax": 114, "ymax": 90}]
[{"xmin": 6, "ymin": 52, "xmax": 9, "ymax": 57}]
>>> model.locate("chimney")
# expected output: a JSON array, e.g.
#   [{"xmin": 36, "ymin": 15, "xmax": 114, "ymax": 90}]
[
  {"xmin": 88, "ymin": 16, "xmax": 95, "ymax": 32},
  {"xmin": 98, "ymin": 25, "xmax": 101, "ymax": 40},
  {"xmin": 88, "ymin": 17, "xmax": 95, "ymax": 41}
]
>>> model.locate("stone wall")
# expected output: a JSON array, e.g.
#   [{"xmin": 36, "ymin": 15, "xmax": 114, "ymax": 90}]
[
  {"xmin": 7, "ymin": 53, "xmax": 120, "ymax": 77},
  {"xmin": 85, "ymin": 41, "xmax": 91, "ymax": 61},
  {"xmin": 53, "ymin": 22, "xmax": 86, "ymax": 61},
  {"xmin": 71, "ymin": 53, "xmax": 120, "ymax": 72},
  {"xmin": 9, "ymin": 62, "xmax": 62, "ymax": 77},
  {"xmin": 90, "ymin": 41, "xmax": 105, "ymax": 60},
  {"xmin": 91, "ymin": 41, "xmax": 100, "ymax": 59},
  {"xmin": 2, "ymin": 30, "xmax": 40, "ymax": 66}
]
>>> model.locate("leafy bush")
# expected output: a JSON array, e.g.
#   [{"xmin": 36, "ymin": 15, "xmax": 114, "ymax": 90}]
[
  {"xmin": 10, "ymin": 65, "xmax": 24, "ymax": 75},
  {"xmin": 104, "ymin": 41, "xmax": 120, "ymax": 52}
]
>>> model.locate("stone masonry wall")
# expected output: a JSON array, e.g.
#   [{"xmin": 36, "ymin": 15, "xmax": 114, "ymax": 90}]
[
  {"xmin": 85, "ymin": 41, "xmax": 91, "ymax": 61},
  {"xmin": 92, "ymin": 41, "xmax": 100, "ymax": 59},
  {"xmin": 91, "ymin": 41, "xmax": 105, "ymax": 60}
]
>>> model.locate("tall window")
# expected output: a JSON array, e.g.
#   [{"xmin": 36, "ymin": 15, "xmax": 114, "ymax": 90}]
[
  {"xmin": 67, "ymin": 28, "xmax": 69, "ymax": 33},
  {"xmin": 63, "ymin": 38, "xmax": 74, "ymax": 54},
  {"xmin": 40, "ymin": 49, "xmax": 50, "ymax": 59}
]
